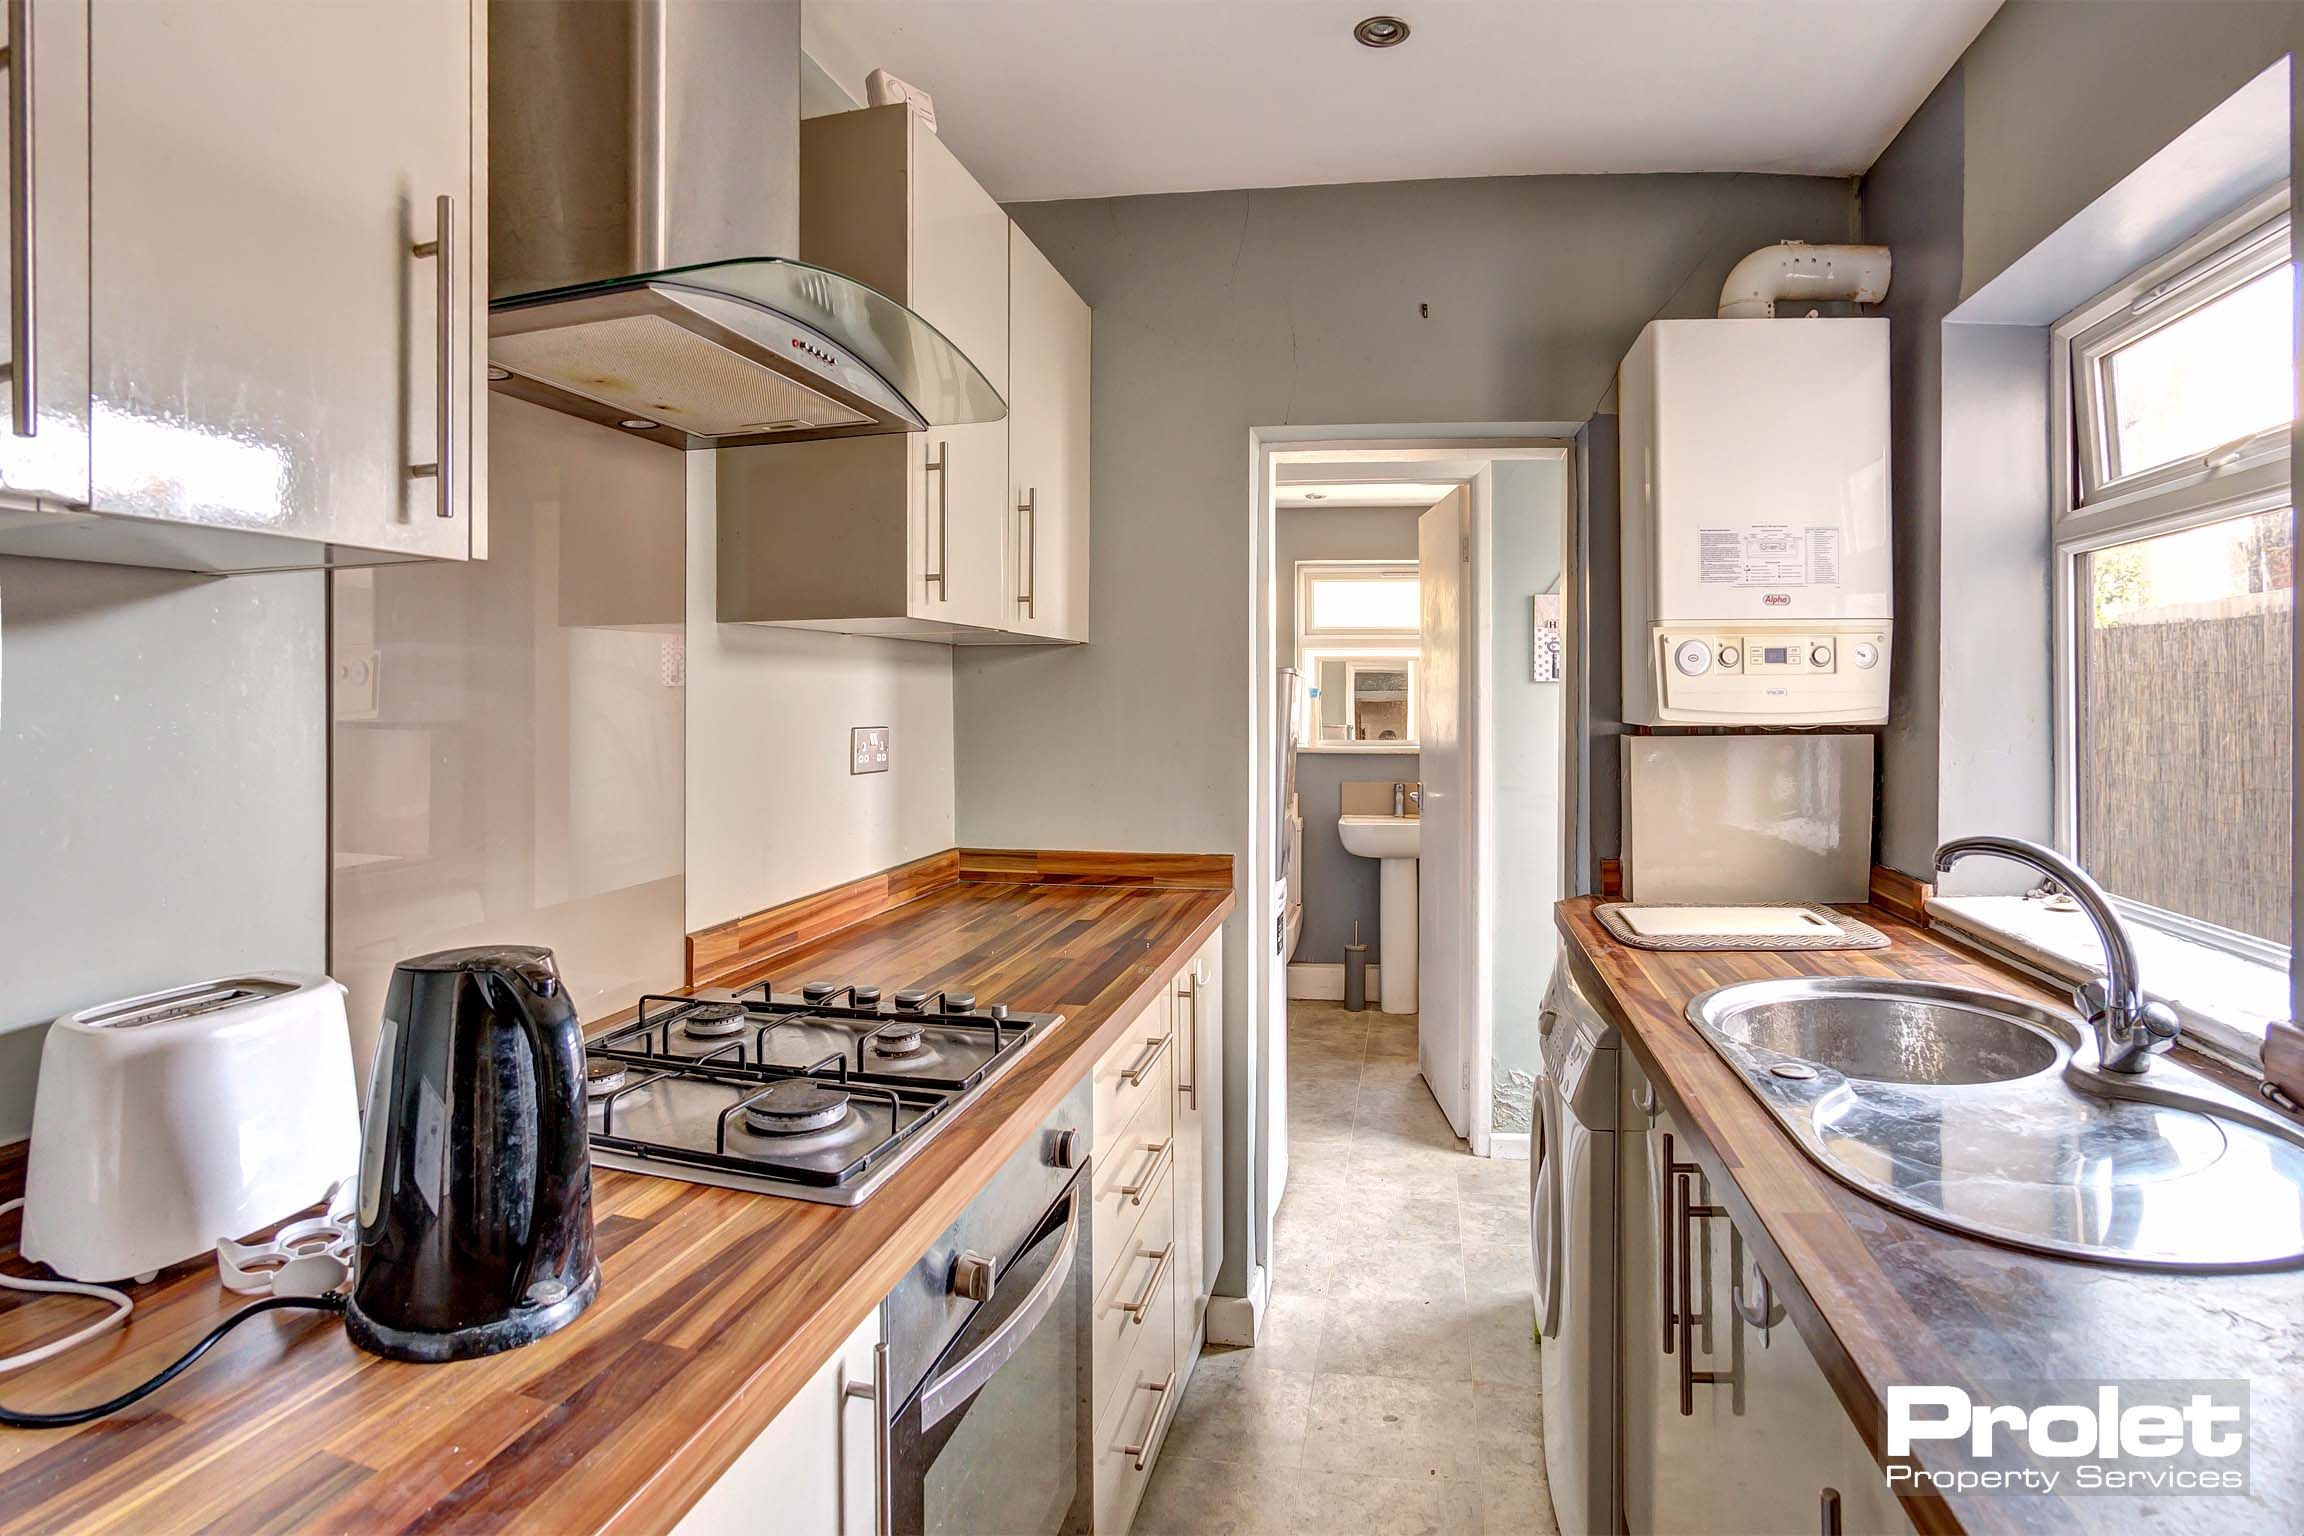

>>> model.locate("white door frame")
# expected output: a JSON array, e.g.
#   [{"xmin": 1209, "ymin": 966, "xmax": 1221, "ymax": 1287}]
[{"xmin": 1246, "ymin": 427, "xmax": 1573, "ymax": 1303}]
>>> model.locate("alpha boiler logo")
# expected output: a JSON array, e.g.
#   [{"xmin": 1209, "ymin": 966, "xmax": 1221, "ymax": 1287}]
[
  {"xmin": 1885, "ymin": 1380, "xmax": 2250, "ymax": 1497},
  {"xmin": 1761, "ymin": 592, "xmax": 1792, "ymax": 606}
]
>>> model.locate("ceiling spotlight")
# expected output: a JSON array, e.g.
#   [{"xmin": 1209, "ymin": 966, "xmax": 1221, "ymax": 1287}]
[
  {"xmin": 617, "ymin": 417, "xmax": 659, "ymax": 431},
  {"xmin": 485, "ymin": 365, "xmax": 512, "ymax": 382},
  {"xmin": 1303, "ymin": 491, "xmax": 1327, "ymax": 500},
  {"xmin": 1353, "ymin": 15, "xmax": 1410, "ymax": 47}
]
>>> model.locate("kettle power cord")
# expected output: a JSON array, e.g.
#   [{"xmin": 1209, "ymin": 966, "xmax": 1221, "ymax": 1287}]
[{"xmin": 0, "ymin": 1197, "xmax": 348, "ymax": 1428}]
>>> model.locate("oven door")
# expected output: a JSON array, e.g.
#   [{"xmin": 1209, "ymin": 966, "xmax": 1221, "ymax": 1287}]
[{"xmin": 892, "ymin": 1174, "xmax": 1090, "ymax": 1536}]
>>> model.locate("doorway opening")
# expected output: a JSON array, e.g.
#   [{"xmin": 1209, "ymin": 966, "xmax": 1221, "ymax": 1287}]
[{"xmin": 1235, "ymin": 430, "xmax": 1574, "ymax": 1336}]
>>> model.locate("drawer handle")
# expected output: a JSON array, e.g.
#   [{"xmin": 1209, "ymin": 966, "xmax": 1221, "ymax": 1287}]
[
  {"xmin": 1119, "ymin": 1241, "xmax": 1175, "ymax": 1325},
  {"xmin": 839, "ymin": 1342, "xmax": 891, "ymax": 1536},
  {"xmin": 1675, "ymin": 1171, "xmax": 1731, "ymax": 1416},
  {"xmin": 1122, "ymin": 1370, "xmax": 1178, "ymax": 1471},
  {"xmin": 1119, "ymin": 1138, "xmax": 1173, "ymax": 1205},
  {"xmin": 1119, "ymin": 1033, "xmax": 1172, "ymax": 1086}
]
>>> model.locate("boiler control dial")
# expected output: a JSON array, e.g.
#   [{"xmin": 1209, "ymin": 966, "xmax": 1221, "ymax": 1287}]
[
  {"xmin": 1809, "ymin": 644, "xmax": 1834, "ymax": 668},
  {"xmin": 1673, "ymin": 639, "xmax": 1713, "ymax": 677}
]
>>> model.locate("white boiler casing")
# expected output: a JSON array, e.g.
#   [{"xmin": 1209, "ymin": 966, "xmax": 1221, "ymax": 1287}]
[{"xmin": 1619, "ymin": 318, "xmax": 1892, "ymax": 725}]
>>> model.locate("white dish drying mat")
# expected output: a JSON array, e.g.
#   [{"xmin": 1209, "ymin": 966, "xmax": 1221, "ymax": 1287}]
[{"xmin": 1596, "ymin": 902, "xmax": 1889, "ymax": 952}]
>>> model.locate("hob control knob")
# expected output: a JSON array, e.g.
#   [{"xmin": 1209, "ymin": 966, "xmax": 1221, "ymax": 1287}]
[
  {"xmin": 851, "ymin": 985, "xmax": 882, "ymax": 1006},
  {"xmin": 1809, "ymin": 644, "xmax": 1833, "ymax": 668},
  {"xmin": 1673, "ymin": 639, "xmax": 1712, "ymax": 677},
  {"xmin": 1852, "ymin": 642, "xmax": 1880, "ymax": 669},
  {"xmin": 801, "ymin": 981, "xmax": 836, "ymax": 1002},
  {"xmin": 944, "ymin": 992, "xmax": 977, "ymax": 1013},
  {"xmin": 951, "ymin": 1251, "xmax": 997, "ymax": 1303},
  {"xmin": 987, "ymin": 1004, "xmax": 1010, "ymax": 1021},
  {"xmin": 894, "ymin": 988, "xmax": 929, "ymax": 1010}
]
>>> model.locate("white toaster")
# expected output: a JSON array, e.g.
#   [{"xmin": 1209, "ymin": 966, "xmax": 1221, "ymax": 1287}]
[{"xmin": 22, "ymin": 972, "xmax": 362, "ymax": 1283}]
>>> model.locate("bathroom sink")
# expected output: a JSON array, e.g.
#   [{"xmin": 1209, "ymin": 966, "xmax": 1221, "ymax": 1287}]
[
  {"xmin": 1685, "ymin": 976, "xmax": 2304, "ymax": 1270},
  {"xmin": 1337, "ymin": 814, "xmax": 1419, "ymax": 859}
]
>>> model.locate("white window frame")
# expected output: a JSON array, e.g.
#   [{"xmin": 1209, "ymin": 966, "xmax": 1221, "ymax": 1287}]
[
  {"xmin": 1296, "ymin": 560, "xmax": 1422, "ymax": 751},
  {"xmin": 2049, "ymin": 186, "xmax": 2293, "ymax": 971}
]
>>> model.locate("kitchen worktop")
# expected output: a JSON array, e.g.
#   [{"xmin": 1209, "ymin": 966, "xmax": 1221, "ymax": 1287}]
[
  {"xmin": 0, "ymin": 869, "xmax": 1230, "ymax": 1536},
  {"xmin": 1558, "ymin": 896, "xmax": 2303, "ymax": 1536}
]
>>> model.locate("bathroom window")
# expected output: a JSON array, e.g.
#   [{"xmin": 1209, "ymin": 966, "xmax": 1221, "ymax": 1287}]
[
  {"xmin": 1296, "ymin": 561, "xmax": 1420, "ymax": 748},
  {"xmin": 2052, "ymin": 193, "xmax": 2293, "ymax": 965}
]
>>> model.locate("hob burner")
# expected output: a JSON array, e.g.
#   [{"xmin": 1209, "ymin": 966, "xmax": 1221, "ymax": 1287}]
[
  {"xmin": 586, "ymin": 1062, "xmax": 630, "ymax": 1098},
  {"xmin": 744, "ymin": 1079, "xmax": 852, "ymax": 1135},
  {"xmin": 680, "ymin": 1002, "xmax": 750, "ymax": 1039},
  {"xmin": 871, "ymin": 1021, "xmax": 927, "ymax": 1057}
]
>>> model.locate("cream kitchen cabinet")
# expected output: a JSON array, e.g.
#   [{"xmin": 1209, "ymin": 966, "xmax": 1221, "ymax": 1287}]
[
  {"xmin": 718, "ymin": 104, "xmax": 1092, "ymax": 645},
  {"xmin": 0, "ymin": 0, "xmax": 487, "ymax": 572},
  {"xmin": 1621, "ymin": 1065, "xmax": 1914, "ymax": 1536},
  {"xmin": 673, "ymin": 1310, "xmax": 884, "ymax": 1536},
  {"xmin": 980, "ymin": 221, "xmax": 1091, "ymax": 644},
  {"xmin": 1171, "ymin": 930, "xmax": 1223, "ymax": 1355},
  {"xmin": 718, "ymin": 103, "xmax": 1010, "ymax": 637}
]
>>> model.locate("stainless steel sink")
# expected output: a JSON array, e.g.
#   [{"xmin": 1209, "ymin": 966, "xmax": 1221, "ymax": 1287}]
[{"xmin": 1687, "ymin": 976, "xmax": 2304, "ymax": 1270}]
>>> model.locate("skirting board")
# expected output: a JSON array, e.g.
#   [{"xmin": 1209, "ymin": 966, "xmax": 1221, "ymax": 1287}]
[
  {"xmin": 1488, "ymin": 1132, "xmax": 1532, "ymax": 1161},
  {"xmin": 1204, "ymin": 1264, "xmax": 1270, "ymax": 1348},
  {"xmin": 1286, "ymin": 962, "xmax": 1386, "ymax": 1001}
]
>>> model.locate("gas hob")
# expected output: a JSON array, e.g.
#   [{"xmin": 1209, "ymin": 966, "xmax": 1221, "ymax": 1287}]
[{"xmin": 584, "ymin": 979, "xmax": 1060, "ymax": 1206}]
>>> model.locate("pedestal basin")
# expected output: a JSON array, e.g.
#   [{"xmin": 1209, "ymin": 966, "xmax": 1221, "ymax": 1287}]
[
  {"xmin": 1685, "ymin": 977, "xmax": 2304, "ymax": 1270},
  {"xmin": 1338, "ymin": 815, "xmax": 1418, "ymax": 1013}
]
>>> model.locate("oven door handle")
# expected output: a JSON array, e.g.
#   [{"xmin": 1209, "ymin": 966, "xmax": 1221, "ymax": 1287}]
[{"xmin": 918, "ymin": 1182, "xmax": 1082, "ymax": 1433}]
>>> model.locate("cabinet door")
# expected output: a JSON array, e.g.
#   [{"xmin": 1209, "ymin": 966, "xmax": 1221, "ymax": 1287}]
[
  {"xmin": 674, "ymin": 1311, "xmax": 884, "ymax": 1536},
  {"xmin": 0, "ymin": 0, "xmax": 88, "ymax": 508},
  {"xmin": 1006, "ymin": 223, "xmax": 1090, "ymax": 641},
  {"xmin": 904, "ymin": 121, "xmax": 1006, "ymax": 629},
  {"xmin": 90, "ymin": 0, "xmax": 479, "ymax": 559}
]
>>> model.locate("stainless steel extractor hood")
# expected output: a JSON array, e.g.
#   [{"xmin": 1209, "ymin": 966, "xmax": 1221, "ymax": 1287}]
[{"xmin": 486, "ymin": 0, "xmax": 1003, "ymax": 450}]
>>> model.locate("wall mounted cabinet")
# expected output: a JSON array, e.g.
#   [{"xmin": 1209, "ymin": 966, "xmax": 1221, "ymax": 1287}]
[
  {"xmin": 717, "ymin": 103, "xmax": 1089, "ymax": 645},
  {"xmin": 0, "ymin": 0, "xmax": 487, "ymax": 573}
]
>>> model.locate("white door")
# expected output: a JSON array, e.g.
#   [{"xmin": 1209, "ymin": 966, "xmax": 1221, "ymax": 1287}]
[{"xmin": 1418, "ymin": 489, "xmax": 1469, "ymax": 1135}]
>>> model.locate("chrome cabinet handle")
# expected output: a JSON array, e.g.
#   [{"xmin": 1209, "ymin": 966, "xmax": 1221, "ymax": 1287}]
[
  {"xmin": 4, "ymin": 0, "xmax": 33, "ymax": 439},
  {"xmin": 1122, "ymin": 1371, "xmax": 1178, "ymax": 1470},
  {"xmin": 1819, "ymin": 1488, "xmax": 1843, "ymax": 1536},
  {"xmin": 1675, "ymin": 1171, "xmax": 1729, "ymax": 1416},
  {"xmin": 1119, "ymin": 1138, "xmax": 1173, "ymax": 1204},
  {"xmin": 1017, "ymin": 486, "xmax": 1036, "ymax": 617},
  {"xmin": 1119, "ymin": 1242, "xmax": 1175, "ymax": 1324},
  {"xmin": 1176, "ymin": 973, "xmax": 1197, "ymax": 1106},
  {"xmin": 924, "ymin": 442, "xmax": 949, "ymax": 599},
  {"xmin": 409, "ymin": 194, "xmax": 455, "ymax": 518},
  {"xmin": 1118, "ymin": 1033, "xmax": 1172, "ymax": 1087},
  {"xmin": 840, "ymin": 1340, "xmax": 892, "ymax": 1536}
]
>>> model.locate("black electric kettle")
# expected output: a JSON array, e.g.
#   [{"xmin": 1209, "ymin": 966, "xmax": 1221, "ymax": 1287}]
[{"xmin": 346, "ymin": 945, "xmax": 599, "ymax": 1361}]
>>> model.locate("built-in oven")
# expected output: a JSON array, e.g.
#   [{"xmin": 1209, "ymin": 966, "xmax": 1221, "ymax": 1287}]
[{"xmin": 866, "ymin": 1082, "xmax": 1093, "ymax": 1536}]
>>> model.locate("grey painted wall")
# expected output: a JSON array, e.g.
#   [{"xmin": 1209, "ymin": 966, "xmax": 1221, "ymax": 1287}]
[
  {"xmin": 1861, "ymin": 1, "xmax": 2300, "ymax": 880},
  {"xmin": 1489, "ymin": 458, "xmax": 1567, "ymax": 1128},
  {"xmin": 0, "ymin": 559, "xmax": 326, "ymax": 1140},
  {"xmin": 958, "ymin": 170, "xmax": 1857, "ymax": 1294},
  {"xmin": 1293, "ymin": 749, "xmax": 1416, "ymax": 965}
]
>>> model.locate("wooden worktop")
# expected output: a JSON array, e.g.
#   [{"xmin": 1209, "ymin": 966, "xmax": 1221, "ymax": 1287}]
[
  {"xmin": 0, "ymin": 872, "xmax": 1230, "ymax": 1535},
  {"xmin": 1557, "ymin": 896, "xmax": 2303, "ymax": 1536}
]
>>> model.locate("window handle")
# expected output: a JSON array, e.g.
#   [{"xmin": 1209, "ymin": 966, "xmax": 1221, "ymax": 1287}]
[{"xmin": 2201, "ymin": 425, "xmax": 2284, "ymax": 469}]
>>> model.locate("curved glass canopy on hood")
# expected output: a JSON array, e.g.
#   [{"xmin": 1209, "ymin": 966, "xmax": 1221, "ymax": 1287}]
[{"xmin": 488, "ymin": 257, "xmax": 1008, "ymax": 450}]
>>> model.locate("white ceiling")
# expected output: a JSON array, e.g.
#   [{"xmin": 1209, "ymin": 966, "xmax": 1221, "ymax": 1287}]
[{"xmin": 803, "ymin": 1, "xmax": 2001, "ymax": 202}]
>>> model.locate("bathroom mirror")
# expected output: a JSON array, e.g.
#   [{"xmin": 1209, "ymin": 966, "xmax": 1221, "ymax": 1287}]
[{"xmin": 1304, "ymin": 652, "xmax": 1418, "ymax": 747}]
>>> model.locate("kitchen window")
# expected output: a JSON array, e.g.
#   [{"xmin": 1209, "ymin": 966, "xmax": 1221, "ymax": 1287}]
[
  {"xmin": 1296, "ymin": 561, "xmax": 1421, "ymax": 747},
  {"xmin": 2025, "ymin": 191, "xmax": 2295, "ymax": 1050}
]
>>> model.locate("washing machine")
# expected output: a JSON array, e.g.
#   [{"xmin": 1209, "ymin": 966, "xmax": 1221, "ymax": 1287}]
[{"xmin": 1532, "ymin": 953, "xmax": 1621, "ymax": 1536}]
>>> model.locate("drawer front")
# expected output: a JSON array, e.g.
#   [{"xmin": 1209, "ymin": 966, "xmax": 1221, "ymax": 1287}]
[
  {"xmin": 1090, "ymin": 1161, "xmax": 1175, "ymax": 1429},
  {"xmin": 1090, "ymin": 1096, "xmax": 1175, "ymax": 1295},
  {"xmin": 1092, "ymin": 991, "xmax": 1174, "ymax": 1166},
  {"xmin": 1091, "ymin": 1239, "xmax": 1180, "ymax": 1536}
]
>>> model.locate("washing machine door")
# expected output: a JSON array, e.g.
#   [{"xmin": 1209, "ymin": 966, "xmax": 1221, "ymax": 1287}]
[{"xmin": 1530, "ymin": 1012, "xmax": 1563, "ymax": 1340}]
